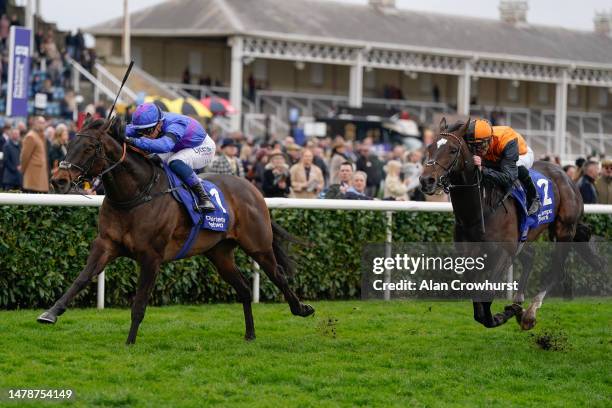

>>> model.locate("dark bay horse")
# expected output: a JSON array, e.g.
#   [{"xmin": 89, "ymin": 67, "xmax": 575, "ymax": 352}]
[
  {"xmin": 37, "ymin": 117, "xmax": 314, "ymax": 344},
  {"xmin": 419, "ymin": 118, "xmax": 601, "ymax": 330}
]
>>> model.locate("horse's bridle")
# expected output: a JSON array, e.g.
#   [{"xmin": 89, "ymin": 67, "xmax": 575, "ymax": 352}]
[
  {"xmin": 424, "ymin": 131, "xmax": 476, "ymax": 193},
  {"xmin": 425, "ymin": 130, "xmax": 487, "ymax": 233},
  {"xmin": 58, "ymin": 132, "xmax": 127, "ymax": 190}
]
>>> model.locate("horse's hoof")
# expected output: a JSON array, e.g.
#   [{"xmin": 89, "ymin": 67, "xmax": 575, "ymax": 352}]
[
  {"xmin": 300, "ymin": 304, "xmax": 315, "ymax": 317},
  {"xmin": 37, "ymin": 311, "xmax": 57, "ymax": 324},
  {"xmin": 244, "ymin": 334, "xmax": 256, "ymax": 341},
  {"xmin": 521, "ymin": 316, "xmax": 536, "ymax": 331}
]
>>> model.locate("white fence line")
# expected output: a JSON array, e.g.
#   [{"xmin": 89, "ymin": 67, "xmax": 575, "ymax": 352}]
[
  {"xmin": 1, "ymin": 194, "xmax": 611, "ymax": 213},
  {"xmin": 2, "ymin": 194, "xmax": 611, "ymax": 308}
]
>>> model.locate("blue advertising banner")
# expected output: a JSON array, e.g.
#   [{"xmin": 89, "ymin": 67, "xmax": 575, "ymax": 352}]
[{"xmin": 6, "ymin": 26, "xmax": 31, "ymax": 117}]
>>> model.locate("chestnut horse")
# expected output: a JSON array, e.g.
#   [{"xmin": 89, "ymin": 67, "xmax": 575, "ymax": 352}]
[
  {"xmin": 37, "ymin": 117, "xmax": 314, "ymax": 344},
  {"xmin": 419, "ymin": 119, "xmax": 602, "ymax": 330}
]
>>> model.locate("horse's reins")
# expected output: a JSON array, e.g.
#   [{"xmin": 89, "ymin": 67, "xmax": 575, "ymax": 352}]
[
  {"xmin": 59, "ymin": 132, "xmax": 127, "ymax": 195},
  {"xmin": 425, "ymin": 131, "xmax": 486, "ymax": 233},
  {"xmin": 60, "ymin": 132, "xmax": 175, "ymax": 209}
]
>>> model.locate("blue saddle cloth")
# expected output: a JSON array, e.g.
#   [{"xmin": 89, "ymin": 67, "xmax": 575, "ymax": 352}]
[
  {"xmin": 510, "ymin": 169, "xmax": 555, "ymax": 241},
  {"xmin": 163, "ymin": 163, "xmax": 230, "ymax": 259}
]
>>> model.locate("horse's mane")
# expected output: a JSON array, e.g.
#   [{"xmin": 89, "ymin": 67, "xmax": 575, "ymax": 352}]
[{"xmin": 80, "ymin": 118, "xmax": 107, "ymax": 132}]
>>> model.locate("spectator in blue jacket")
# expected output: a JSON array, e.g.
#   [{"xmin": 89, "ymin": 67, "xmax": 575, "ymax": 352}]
[
  {"xmin": 2, "ymin": 128, "xmax": 22, "ymax": 190},
  {"xmin": 577, "ymin": 161, "xmax": 599, "ymax": 204}
]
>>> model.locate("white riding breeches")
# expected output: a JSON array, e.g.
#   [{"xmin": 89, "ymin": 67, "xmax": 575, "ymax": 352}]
[
  {"xmin": 158, "ymin": 136, "xmax": 216, "ymax": 170},
  {"xmin": 517, "ymin": 146, "xmax": 534, "ymax": 169}
]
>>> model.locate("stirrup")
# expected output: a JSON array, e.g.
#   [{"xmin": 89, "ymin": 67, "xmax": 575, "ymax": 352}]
[{"xmin": 194, "ymin": 198, "xmax": 216, "ymax": 212}]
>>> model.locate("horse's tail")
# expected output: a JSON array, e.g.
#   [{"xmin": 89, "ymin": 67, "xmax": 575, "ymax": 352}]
[
  {"xmin": 572, "ymin": 222, "xmax": 607, "ymax": 271},
  {"xmin": 271, "ymin": 220, "xmax": 309, "ymax": 277}
]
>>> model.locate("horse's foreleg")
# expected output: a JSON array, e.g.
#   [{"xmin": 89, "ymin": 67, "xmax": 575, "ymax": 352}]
[
  {"xmin": 37, "ymin": 237, "xmax": 117, "ymax": 324},
  {"xmin": 126, "ymin": 256, "xmax": 161, "ymax": 345}
]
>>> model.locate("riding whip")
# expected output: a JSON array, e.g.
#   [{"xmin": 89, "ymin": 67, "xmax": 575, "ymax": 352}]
[{"xmin": 107, "ymin": 60, "xmax": 135, "ymax": 120}]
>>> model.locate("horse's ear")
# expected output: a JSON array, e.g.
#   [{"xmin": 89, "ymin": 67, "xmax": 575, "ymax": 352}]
[
  {"xmin": 107, "ymin": 116, "xmax": 124, "ymax": 141},
  {"xmin": 82, "ymin": 113, "xmax": 93, "ymax": 129},
  {"xmin": 458, "ymin": 116, "xmax": 471, "ymax": 137},
  {"xmin": 439, "ymin": 117, "xmax": 447, "ymax": 132}
]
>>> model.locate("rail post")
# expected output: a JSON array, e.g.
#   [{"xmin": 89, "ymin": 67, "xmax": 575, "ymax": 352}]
[
  {"xmin": 97, "ymin": 270, "xmax": 105, "ymax": 309},
  {"xmin": 384, "ymin": 211, "xmax": 393, "ymax": 301},
  {"xmin": 253, "ymin": 262, "xmax": 260, "ymax": 303}
]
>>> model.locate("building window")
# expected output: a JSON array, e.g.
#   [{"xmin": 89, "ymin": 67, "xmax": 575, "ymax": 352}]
[
  {"xmin": 189, "ymin": 51, "xmax": 202, "ymax": 76},
  {"xmin": 537, "ymin": 83, "xmax": 548, "ymax": 104},
  {"xmin": 420, "ymin": 73, "xmax": 431, "ymax": 94},
  {"xmin": 569, "ymin": 86, "xmax": 579, "ymax": 106},
  {"xmin": 507, "ymin": 81, "xmax": 519, "ymax": 102},
  {"xmin": 132, "ymin": 46, "xmax": 143, "ymax": 67},
  {"xmin": 365, "ymin": 69, "xmax": 376, "ymax": 90},
  {"xmin": 470, "ymin": 79, "xmax": 478, "ymax": 98},
  {"xmin": 310, "ymin": 63, "xmax": 324, "ymax": 86},
  {"xmin": 254, "ymin": 59, "xmax": 267, "ymax": 81},
  {"xmin": 598, "ymin": 88, "xmax": 608, "ymax": 107}
]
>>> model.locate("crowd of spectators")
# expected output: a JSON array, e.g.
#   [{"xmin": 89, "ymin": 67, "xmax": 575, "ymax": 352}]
[
  {"xmin": 0, "ymin": 115, "xmax": 75, "ymax": 192},
  {"xmin": 198, "ymin": 129, "xmax": 441, "ymax": 202},
  {"xmin": 0, "ymin": 112, "xmax": 610, "ymax": 208},
  {"xmin": 197, "ymin": 126, "xmax": 611, "ymax": 206}
]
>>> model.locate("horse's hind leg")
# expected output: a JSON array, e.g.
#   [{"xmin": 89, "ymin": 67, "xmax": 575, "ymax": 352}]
[
  {"xmin": 249, "ymin": 250, "xmax": 314, "ymax": 318},
  {"xmin": 126, "ymin": 254, "xmax": 162, "ymax": 345},
  {"xmin": 573, "ymin": 223, "xmax": 606, "ymax": 271},
  {"xmin": 521, "ymin": 225, "xmax": 572, "ymax": 330},
  {"xmin": 207, "ymin": 241, "xmax": 255, "ymax": 340},
  {"xmin": 38, "ymin": 237, "xmax": 118, "ymax": 324},
  {"xmin": 473, "ymin": 302, "xmax": 521, "ymax": 328},
  {"xmin": 513, "ymin": 244, "xmax": 535, "ymax": 304}
]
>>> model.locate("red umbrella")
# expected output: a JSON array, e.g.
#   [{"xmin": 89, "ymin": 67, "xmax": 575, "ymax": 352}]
[{"xmin": 201, "ymin": 97, "xmax": 237, "ymax": 115}]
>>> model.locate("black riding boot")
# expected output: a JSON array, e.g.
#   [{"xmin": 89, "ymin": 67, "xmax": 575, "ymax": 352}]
[
  {"xmin": 190, "ymin": 182, "xmax": 216, "ymax": 212},
  {"xmin": 518, "ymin": 166, "xmax": 540, "ymax": 216}
]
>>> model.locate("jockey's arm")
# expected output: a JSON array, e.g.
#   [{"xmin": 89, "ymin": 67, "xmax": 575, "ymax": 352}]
[
  {"xmin": 131, "ymin": 133, "xmax": 178, "ymax": 154},
  {"xmin": 482, "ymin": 139, "xmax": 519, "ymax": 190},
  {"xmin": 125, "ymin": 124, "xmax": 138, "ymax": 138}
]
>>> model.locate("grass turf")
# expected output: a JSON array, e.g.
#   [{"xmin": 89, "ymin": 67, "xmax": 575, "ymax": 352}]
[{"xmin": 0, "ymin": 299, "xmax": 610, "ymax": 407}]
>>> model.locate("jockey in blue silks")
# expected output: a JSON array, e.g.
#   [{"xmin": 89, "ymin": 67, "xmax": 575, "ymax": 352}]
[{"xmin": 124, "ymin": 102, "xmax": 216, "ymax": 211}]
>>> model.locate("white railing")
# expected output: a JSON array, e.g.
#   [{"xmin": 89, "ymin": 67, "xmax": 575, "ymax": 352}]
[
  {"xmin": 165, "ymin": 82, "xmax": 230, "ymax": 100},
  {"xmin": 131, "ymin": 65, "xmax": 182, "ymax": 100},
  {"xmin": 1, "ymin": 194, "xmax": 610, "ymax": 213},
  {"xmin": 67, "ymin": 57, "xmax": 123, "ymax": 104},
  {"xmin": 243, "ymin": 112, "xmax": 290, "ymax": 139},
  {"xmin": 4, "ymin": 194, "xmax": 610, "ymax": 309},
  {"xmin": 94, "ymin": 63, "xmax": 138, "ymax": 104},
  {"xmin": 164, "ymin": 82, "xmax": 257, "ymax": 116}
]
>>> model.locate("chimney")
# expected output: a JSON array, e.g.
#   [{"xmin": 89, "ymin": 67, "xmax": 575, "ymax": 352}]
[
  {"xmin": 594, "ymin": 11, "xmax": 612, "ymax": 37},
  {"xmin": 369, "ymin": 0, "xmax": 396, "ymax": 9},
  {"xmin": 499, "ymin": 0, "xmax": 528, "ymax": 25}
]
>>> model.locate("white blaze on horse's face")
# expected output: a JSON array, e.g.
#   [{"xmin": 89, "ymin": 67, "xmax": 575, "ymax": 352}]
[{"xmin": 436, "ymin": 138, "xmax": 447, "ymax": 149}]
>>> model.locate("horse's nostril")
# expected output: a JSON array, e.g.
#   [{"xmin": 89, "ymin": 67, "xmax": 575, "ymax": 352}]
[{"xmin": 51, "ymin": 178, "xmax": 69, "ymax": 193}]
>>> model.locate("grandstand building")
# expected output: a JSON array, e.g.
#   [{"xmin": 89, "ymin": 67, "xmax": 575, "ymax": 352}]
[{"xmin": 87, "ymin": 0, "xmax": 612, "ymax": 159}]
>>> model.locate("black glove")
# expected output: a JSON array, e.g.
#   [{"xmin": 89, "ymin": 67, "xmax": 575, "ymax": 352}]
[
  {"xmin": 125, "ymin": 137, "xmax": 137, "ymax": 146},
  {"xmin": 146, "ymin": 154, "xmax": 163, "ymax": 166}
]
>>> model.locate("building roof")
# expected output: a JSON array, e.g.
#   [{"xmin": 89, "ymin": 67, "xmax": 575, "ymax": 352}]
[{"xmin": 88, "ymin": 0, "xmax": 612, "ymax": 66}]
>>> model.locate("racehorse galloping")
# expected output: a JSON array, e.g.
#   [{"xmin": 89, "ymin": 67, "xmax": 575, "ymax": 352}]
[
  {"xmin": 419, "ymin": 118, "xmax": 601, "ymax": 330},
  {"xmin": 38, "ymin": 117, "xmax": 314, "ymax": 343}
]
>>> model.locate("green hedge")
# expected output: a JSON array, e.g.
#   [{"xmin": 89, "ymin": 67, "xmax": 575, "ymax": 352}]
[{"xmin": 0, "ymin": 205, "xmax": 610, "ymax": 309}]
